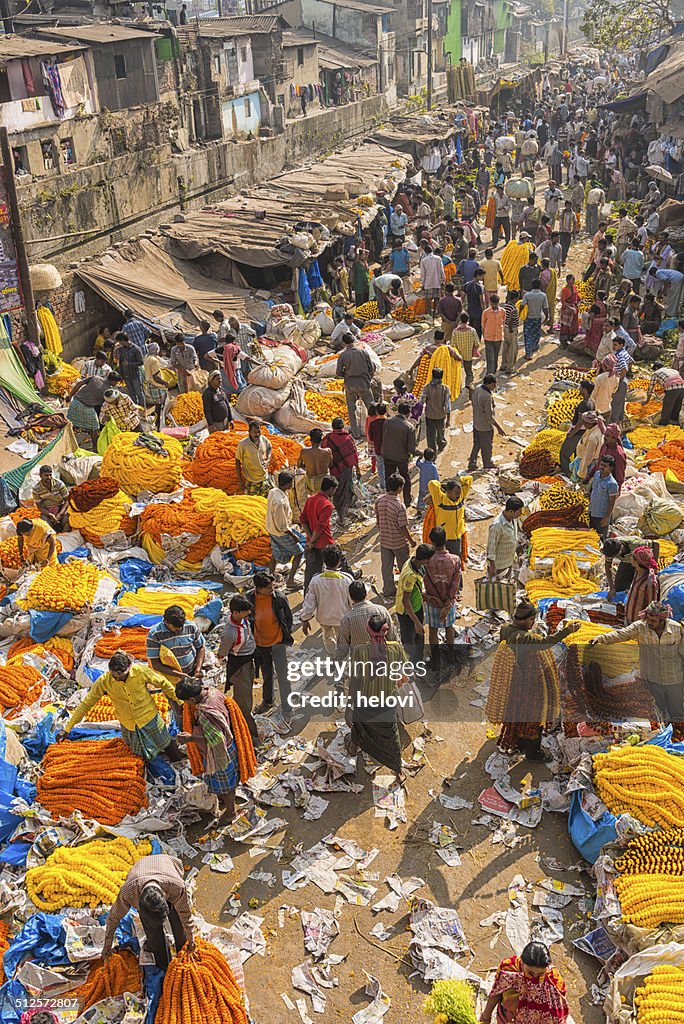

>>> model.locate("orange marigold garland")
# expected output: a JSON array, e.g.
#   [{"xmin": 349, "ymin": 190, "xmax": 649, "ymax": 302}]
[
  {"xmin": 184, "ymin": 429, "xmax": 302, "ymax": 493},
  {"xmin": 156, "ymin": 939, "xmax": 248, "ymax": 1024},
  {"xmin": 73, "ymin": 950, "xmax": 142, "ymax": 1010},
  {"xmin": 8, "ymin": 505, "xmax": 41, "ymax": 524},
  {"xmin": 140, "ymin": 494, "xmax": 216, "ymax": 566},
  {"xmin": 0, "ymin": 664, "xmax": 44, "ymax": 716},
  {"xmin": 68, "ymin": 478, "xmax": 120, "ymax": 513},
  {"xmin": 0, "ymin": 919, "xmax": 9, "ymax": 981},
  {"xmin": 7, "ymin": 636, "xmax": 74, "ymax": 672},
  {"xmin": 94, "ymin": 627, "xmax": 150, "ymax": 661},
  {"xmin": 87, "ymin": 691, "xmax": 169, "ymax": 723},
  {"xmin": 37, "ymin": 738, "xmax": 147, "ymax": 825}
]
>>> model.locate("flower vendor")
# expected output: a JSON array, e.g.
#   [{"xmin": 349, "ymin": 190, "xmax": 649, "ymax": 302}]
[
  {"xmin": 146, "ymin": 605, "xmax": 206, "ymax": 682},
  {"xmin": 480, "ymin": 941, "xmax": 570, "ymax": 1024},
  {"xmin": 102, "ymin": 853, "xmax": 195, "ymax": 969},
  {"xmin": 235, "ymin": 419, "xmax": 273, "ymax": 496},
  {"xmin": 485, "ymin": 601, "xmax": 579, "ymax": 760},
  {"xmin": 265, "ymin": 470, "xmax": 304, "ymax": 587},
  {"xmin": 176, "ymin": 678, "xmax": 241, "ymax": 822},
  {"xmin": 63, "ymin": 652, "xmax": 184, "ymax": 763},
  {"xmin": 16, "ymin": 516, "xmax": 58, "ymax": 567},
  {"xmin": 202, "ymin": 369, "xmax": 233, "ymax": 433},
  {"xmin": 31, "ymin": 465, "xmax": 69, "ymax": 532}
]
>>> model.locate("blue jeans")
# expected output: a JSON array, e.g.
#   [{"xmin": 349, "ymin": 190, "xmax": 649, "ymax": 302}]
[{"xmin": 376, "ymin": 454, "xmax": 386, "ymax": 489}]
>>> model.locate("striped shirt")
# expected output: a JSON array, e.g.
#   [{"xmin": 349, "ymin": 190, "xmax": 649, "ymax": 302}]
[
  {"xmin": 146, "ymin": 620, "xmax": 205, "ymax": 673},
  {"xmin": 614, "ymin": 348, "xmax": 632, "ymax": 376},
  {"xmin": 336, "ymin": 600, "xmax": 395, "ymax": 657},
  {"xmin": 103, "ymin": 855, "xmax": 193, "ymax": 950},
  {"xmin": 375, "ymin": 492, "xmax": 410, "ymax": 549},
  {"xmin": 100, "ymin": 392, "xmax": 140, "ymax": 430},
  {"xmin": 32, "ymin": 477, "xmax": 68, "ymax": 508},
  {"xmin": 503, "ymin": 302, "xmax": 520, "ymax": 332},
  {"xmin": 451, "ymin": 325, "xmax": 479, "ymax": 361}
]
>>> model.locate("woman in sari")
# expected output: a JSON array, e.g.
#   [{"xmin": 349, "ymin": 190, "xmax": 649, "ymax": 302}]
[
  {"xmin": 485, "ymin": 601, "xmax": 578, "ymax": 760},
  {"xmin": 222, "ymin": 334, "xmax": 243, "ymax": 395},
  {"xmin": 592, "ymin": 354, "xmax": 619, "ymax": 417},
  {"xmin": 539, "ymin": 258, "xmax": 558, "ymax": 328},
  {"xmin": 346, "ymin": 614, "xmax": 407, "ymax": 781},
  {"xmin": 480, "ymin": 941, "xmax": 570, "ymax": 1024},
  {"xmin": 598, "ymin": 422, "xmax": 626, "ymax": 488},
  {"xmin": 175, "ymin": 679, "xmax": 244, "ymax": 821},
  {"xmin": 625, "ymin": 546, "xmax": 660, "ymax": 624},
  {"xmin": 583, "ymin": 293, "xmax": 608, "ymax": 355},
  {"xmin": 535, "ymin": 215, "xmax": 552, "ymax": 247},
  {"xmin": 559, "ymin": 273, "xmax": 579, "ymax": 348}
]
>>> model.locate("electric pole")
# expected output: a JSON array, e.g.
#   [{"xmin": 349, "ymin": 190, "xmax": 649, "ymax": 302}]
[{"xmin": 427, "ymin": 0, "xmax": 433, "ymax": 109}]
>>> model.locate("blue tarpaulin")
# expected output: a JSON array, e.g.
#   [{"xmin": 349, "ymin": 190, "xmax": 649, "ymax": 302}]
[{"xmin": 29, "ymin": 610, "xmax": 74, "ymax": 643}]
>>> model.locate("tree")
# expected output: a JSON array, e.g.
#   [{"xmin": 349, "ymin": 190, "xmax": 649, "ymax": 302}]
[{"xmin": 581, "ymin": 0, "xmax": 674, "ymax": 51}]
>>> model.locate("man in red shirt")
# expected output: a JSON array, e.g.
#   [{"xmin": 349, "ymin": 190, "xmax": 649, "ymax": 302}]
[{"xmin": 300, "ymin": 476, "xmax": 338, "ymax": 592}]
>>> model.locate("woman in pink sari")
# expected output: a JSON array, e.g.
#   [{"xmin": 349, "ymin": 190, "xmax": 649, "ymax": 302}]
[
  {"xmin": 559, "ymin": 274, "xmax": 580, "ymax": 348},
  {"xmin": 222, "ymin": 335, "xmax": 243, "ymax": 395},
  {"xmin": 583, "ymin": 292, "xmax": 608, "ymax": 355},
  {"xmin": 480, "ymin": 942, "xmax": 570, "ymax": 1024}
]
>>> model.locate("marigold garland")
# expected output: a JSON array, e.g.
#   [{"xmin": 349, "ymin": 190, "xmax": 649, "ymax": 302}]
[
  {"xmin": 37, "ymin": 738, "xmax": 147, "ymax": 825},
  {"xmin": 635, "ymin": 964, "xmax": 684, "ymax": 1021},
  {"xmin": 118, "ymin": 588, "xmax": 209, "ymax": 618},
  {"xmin": 155, "ymin": 938, "xmax": 248, "ymax": 1024},
  {"xmin": 140, "ymin": 493, "xmax": 216, "ymax": 567},
  {"xmin": 26, "ymin": 562, "xmax": 102, "ymax": 611},
  {"xmin": 8, "ymin": 505, "xmax": 41, "ymax": 525},
  {"xmin": 8, "ymin": 636, "xmax": 74, "ymax": 672},
  {"xmin": 184, "ymin": 429, "xmax": 301, "ymax": 493},
  {"xmin": 0, "ymin": 920, "xmax": 8, "ymax": 982},
  {"xmin": 0, "ymin": 537, "xmax": 21, "ymax": 570},
  {"xmin": 594, "ymin": 744, "xmax": 684, "ymax": 829},
  {"xmin": 173, "ymin": 390, "xmax": 205, "ymax": 426},
  {"xmin": 68, "ymin": 488, "xmax": 137, "ymax": 547},
  {"xmin": 627, "ymin": 399, "xmax": 663, "ymax": 420},
  {"xmin": 0, "ymin": 663, "xmax": 44, "ymax": 715},
  {"xmin": 26, "ymin": 836, "xmax": 152, "ymax": 911},
  {"xmin": 101, "ymin": 432, "xmax": 184, "ymax": 496},
  {"xmin": 86, "ymin": 692, "xmax": 168, "ymax": 723},
  {"xmin": 94, "ymin": 627, "xmax": 149, "ymax": 661},
  {"xmin": 68, "ymin": 478, "xmax": 120, "ymax": 513},
  {"xmin": 628, "ymin": 425, "xmax": 684, "ymax": 450},
  {"xmin": 304, "ymin": 390, "xmax": 347, "ymax": 423},
  {"xmin": 529, "ymin": 527, "xmax": 601, "ymax": 567},
  {"xmin": 73, "ymin": 949, "xmax": 142, "ymax": 1010}
]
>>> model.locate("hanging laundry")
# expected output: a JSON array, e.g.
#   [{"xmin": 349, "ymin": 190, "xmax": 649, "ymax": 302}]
[
  {"xmin": 21, "ymin": 59, "xmax": 35, "ymax": 96},
  {"xmin": 297, "ymin": 269, "xmax": 312, "ymax": 312},
  {"xmin": 41, "ymin": 62, "xmax": 65, "ymax": 118},
  {"xmin": 307, "ymin": 260, "xmax": 323, "ymax": 289}
]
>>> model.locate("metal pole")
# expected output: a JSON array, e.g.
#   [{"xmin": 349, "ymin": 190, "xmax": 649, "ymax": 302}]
[
  {"xmin": 0, "ymin": 127, "xmax": 40, "ymax": 348},
  {"xmin": 427, "ymin": 0, "xmax": 433, "ymax": 110},
  {"xmin": 562, "ymin": 0, "xmax": 568, "ymax": 55}
]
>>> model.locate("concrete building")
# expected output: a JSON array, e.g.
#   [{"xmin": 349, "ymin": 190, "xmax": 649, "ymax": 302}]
[{"xmin": 281, "ymin": 26, "xmax": 321, "ymax": 117}]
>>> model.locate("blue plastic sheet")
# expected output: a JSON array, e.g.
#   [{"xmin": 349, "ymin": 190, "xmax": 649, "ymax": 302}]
[
  {"xmin": 307, "ymin": 259, "xmax": 323, "ymax": 288},
  {"xmin": 658, "ymin": 563, "xmax": 684, "ymax": 620},
  {"xmin": 0, "ymin": 840, "xmax": 31, "ymax": 865},
  {"xmin": 298, "ymin": 270, "xmax": 312, "ymax": 312},
  {"xmin": 22, "ymin": 711, "xmax": 57, "ymax": 761},
  {"xmin": 4, "ymin": 913, "xmax": 71, "ymax": 977},
  {"xmin": 57, "ymin": 546, "xmax": 90, "ymax": 563},
  {"xmin": 568, "ymin": 790, "xmax": 617, "ymax": 863},
  {"xmin": 196, "ymin": 597, "xmax": 222, "ymax": 625},
  {"xmin": 657, "ymin": 317, "xmax": 678, "ymax": 336},
  {"xmin": 147, "ymin": 756, "xmax": 177, "ymax": 786},
  {"xmin": 645, "ymin": 724, "xmax": 684, "ymax": 755},
  {"xmin": 144, "ymin": 965, "xmax": 165, "ymax": 1024},
  {"xmin": 118, "ymin": 614, "xmax": 162, "ymax": 628},
  {"xmin": 0, "ymin": 980, "xmax": 28, "ymax": 1024},
  {"xmin": 68, "ymin": 725, "xmax": 121, "ymax": 741},
  {"xmin": 29, "ymin": 610, "xmax": 73, "ymax": 643},
  {"xmin": 118, "ymin": 558, "xmax": 154, "ymax": 592}
]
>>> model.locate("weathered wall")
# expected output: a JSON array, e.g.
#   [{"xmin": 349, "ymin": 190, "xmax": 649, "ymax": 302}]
[{"xmin": 18, "ymin": 91, "xmax": 392, "ymax": 268}]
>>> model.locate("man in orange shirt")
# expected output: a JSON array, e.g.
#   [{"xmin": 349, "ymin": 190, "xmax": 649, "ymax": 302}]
[
  {"xmin": 481, "ymin": 294, "xmax": 507, "ymax": 375},
  {"xmin": 247, "ymin": 571, "xmax": 294, "ymax": 721}
]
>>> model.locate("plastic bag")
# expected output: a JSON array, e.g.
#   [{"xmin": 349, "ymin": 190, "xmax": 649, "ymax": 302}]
[
  {"xmin": 235, "ymin": 382, "xmax": 292, "ymax": 418},
  {"xmin": 384, "ymin": 322, "xmax": 415, "ymax": 340},
  {"xmin": 568, "ymin": 790, "xmax": 617, "ymax": 864},
  {"xmin": 186, "ymin": 367, "xmax": 209, "ymax": 392},
  {"xmin": 637, "ymin": 496, "xmax": 684, "ymax": 536},
  {"xmin": 315, "ymin": 309, "xmax": 335, "ymax": 335},
  {"xmin": 97, "ymin": 417, "xmax": 121, "ymax": 455},
  {"xmin": 59, "ymin": 452, "xmax": 102, "ymax": 486}
]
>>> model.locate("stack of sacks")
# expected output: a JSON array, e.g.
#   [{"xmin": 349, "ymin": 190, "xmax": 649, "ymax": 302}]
[
  {"xmin": 101, "ymin": 432, "xmax": 184, "ymax": 496},
  {"xmin": 67, "ymin": 478, "xmax": 137, "ymax": 546}
]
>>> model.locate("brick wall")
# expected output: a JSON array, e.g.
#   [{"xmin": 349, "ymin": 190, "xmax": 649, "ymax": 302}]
[{"xmin": 10, "ymin": 274, "xmax": 112, "ymax": 363}]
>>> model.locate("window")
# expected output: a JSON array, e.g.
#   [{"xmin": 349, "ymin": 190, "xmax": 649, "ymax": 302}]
[
  {"xmin": 214, "ymin": 54, "xmax": 222, "ymax": 74},
  {"xmin": 114, "ymin": 54, "xmax": 127, "ymax": 79},
  {"xmin": 297, "ymin": 46, "xmax": 304, "ymax": 66},
  {"xmin": 0, "ymin": 70, "xmax": 10, "ymax": 105},
  {"xmin": 60, "ymin": 138, "xmax": 76, "ymax": 166},
  {"xmin": 12, "ymin": 146, "xmax": 28, "ymax": 176},
  {"xmin": 381, "ymin": 13, "xmax": 390, "ymax": 33},
  {"xmin": 40, "ymin": 140, "xmax": 55, "ymax": 172},
  {"xmin": 240, "ymin": 46, "xmax": 248, "ymax": 62},
  {"xmin": 244, "ymin": 96, "xmax": 251, "ymax": 118}
]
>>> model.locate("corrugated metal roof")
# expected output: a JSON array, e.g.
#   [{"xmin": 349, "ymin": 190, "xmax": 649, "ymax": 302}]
[
  {"xmin": 282, "ymin": 28, "xmax": 318, "ymax": 46},
  {"xmin": 315, "ymin": 32, "xmax": 377, "ymax": 69},
  {"xmin": 196, "ymin": 14, "xmax": 285, "ymax": 34},
  {"xmin": 0, "ymin": 34, "xmax": 84, "ymax": 63},
  {"xmin": 37, "ymin": 24, "xmax": 159, "ymax": 45}
]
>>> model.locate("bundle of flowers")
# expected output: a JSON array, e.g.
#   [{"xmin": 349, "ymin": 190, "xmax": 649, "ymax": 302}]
[
  {"xmin": 36, "ymin": 738, "xmax": 147, "ymax": 825},
  {"xmin": 26, "ymin": 836, "xmax": 152, "ymax": 911},
  {"xmin": 101, "ymin": 432, "xmax": 184, "ymax": 496}
]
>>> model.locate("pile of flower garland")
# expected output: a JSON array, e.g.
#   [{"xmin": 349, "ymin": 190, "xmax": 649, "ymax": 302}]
[
  {"xmin": 67, "ymin": 477, "xmax": 137, "ymax": 546},
  {"xmin": 184, "ymin": 430, "xmax": 301, "ymax": 493},
  {"xmin": 140, "ymin": 492, "xmax": 217, "ymax": 569},
  {"xmin": 156, "ymin": 939, "xmax": 248, "ymax": 1024},
  {"xmin": 74, "ymin": 950, "xmax": 142, "ymax": 1010},
  {"xmin": 25, "ymin": 562, "xmax": 102, "ymax": 611},
  {"xmin": 101, "ymin": 432, "xmax": 185, "ymax": 496},
  {"xmin": 172, "ymin": 390, "xmax": 204, "ymax": 426},
  {"xmin": 36, "ymin": 738, "xmax": 147, "ymax": 825},
  {"xmin": 26, "ymin": 836, "xmax": 152, "ymax": 910}
]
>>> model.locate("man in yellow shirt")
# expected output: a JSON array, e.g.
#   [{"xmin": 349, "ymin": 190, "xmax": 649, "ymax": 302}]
[
  {"xmin": 63, "ymin": 651, "xmax": 184, "ymax": 762},
  {"xmin": 427, "ymin": 476, "xmax": 472, "ymax": 557},
  {"xmin": 16, "ymin": 517, "xmax": 58, "ymax": 566},
  {"xmin": 481, "ymin": 247, "xmax": 504, "ymax": 303}
]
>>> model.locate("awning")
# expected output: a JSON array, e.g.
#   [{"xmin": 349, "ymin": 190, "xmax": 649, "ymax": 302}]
[
  {"xmin": 75, "ymin": 238, "xmax": 270, "ymax": 332},
  {"xmin": 599, "ymin": 92, "xmax": 647, "ymax": 112},
  {"xmin": 371, "ymin": 114, "xmax": 456, "ymax": 160},
  {"xmin": 162, "ymin": 143, "xmax": 408, "ymax": 267}
]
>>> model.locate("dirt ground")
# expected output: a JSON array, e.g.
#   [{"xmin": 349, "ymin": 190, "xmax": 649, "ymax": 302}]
[{"xmin": 191, "ymin": 230, "xmax": 605, "ymax": 1020}]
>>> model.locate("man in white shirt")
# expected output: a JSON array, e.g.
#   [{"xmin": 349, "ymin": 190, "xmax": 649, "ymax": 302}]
[
  {"xmin": 420, "ymin": 246, "xmax": 446, "ymax": 317},
  {"xmin": 266, "ymin": 470, "xmax": 304, "ymax": 587},
  {"xmin": 586, "ymin": 183, "xmax": 606, "ymax": 236},
  {"xmin": 389, "ymin": 208, "xmax": 408, "ymax": 243},
  {"xmin": 330, "ymin": 314, "xmax": 361, "ymax": 351},
  {"xmin": 300, "ymin": 544, "xmax": 352, "ymax": 653}
]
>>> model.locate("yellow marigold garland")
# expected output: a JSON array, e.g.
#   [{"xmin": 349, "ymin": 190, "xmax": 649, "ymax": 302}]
[
  {"xmin": 25, "ymin": 562, "xmax": 102, "ymax": 611},
  {"xmin": 173, "ymin": 391, "xmax": 205, "ymax": 426},
  {"xmin": 26, "ymin": 836, "xmax": 152, "ymax": 911},
  {"xmin": 101, "ymin": 432, "xmax": 184, "ymax": 496},
  {"xmin": 594, "ymin": 745, "xmax": 684, "ymax": 829}
]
